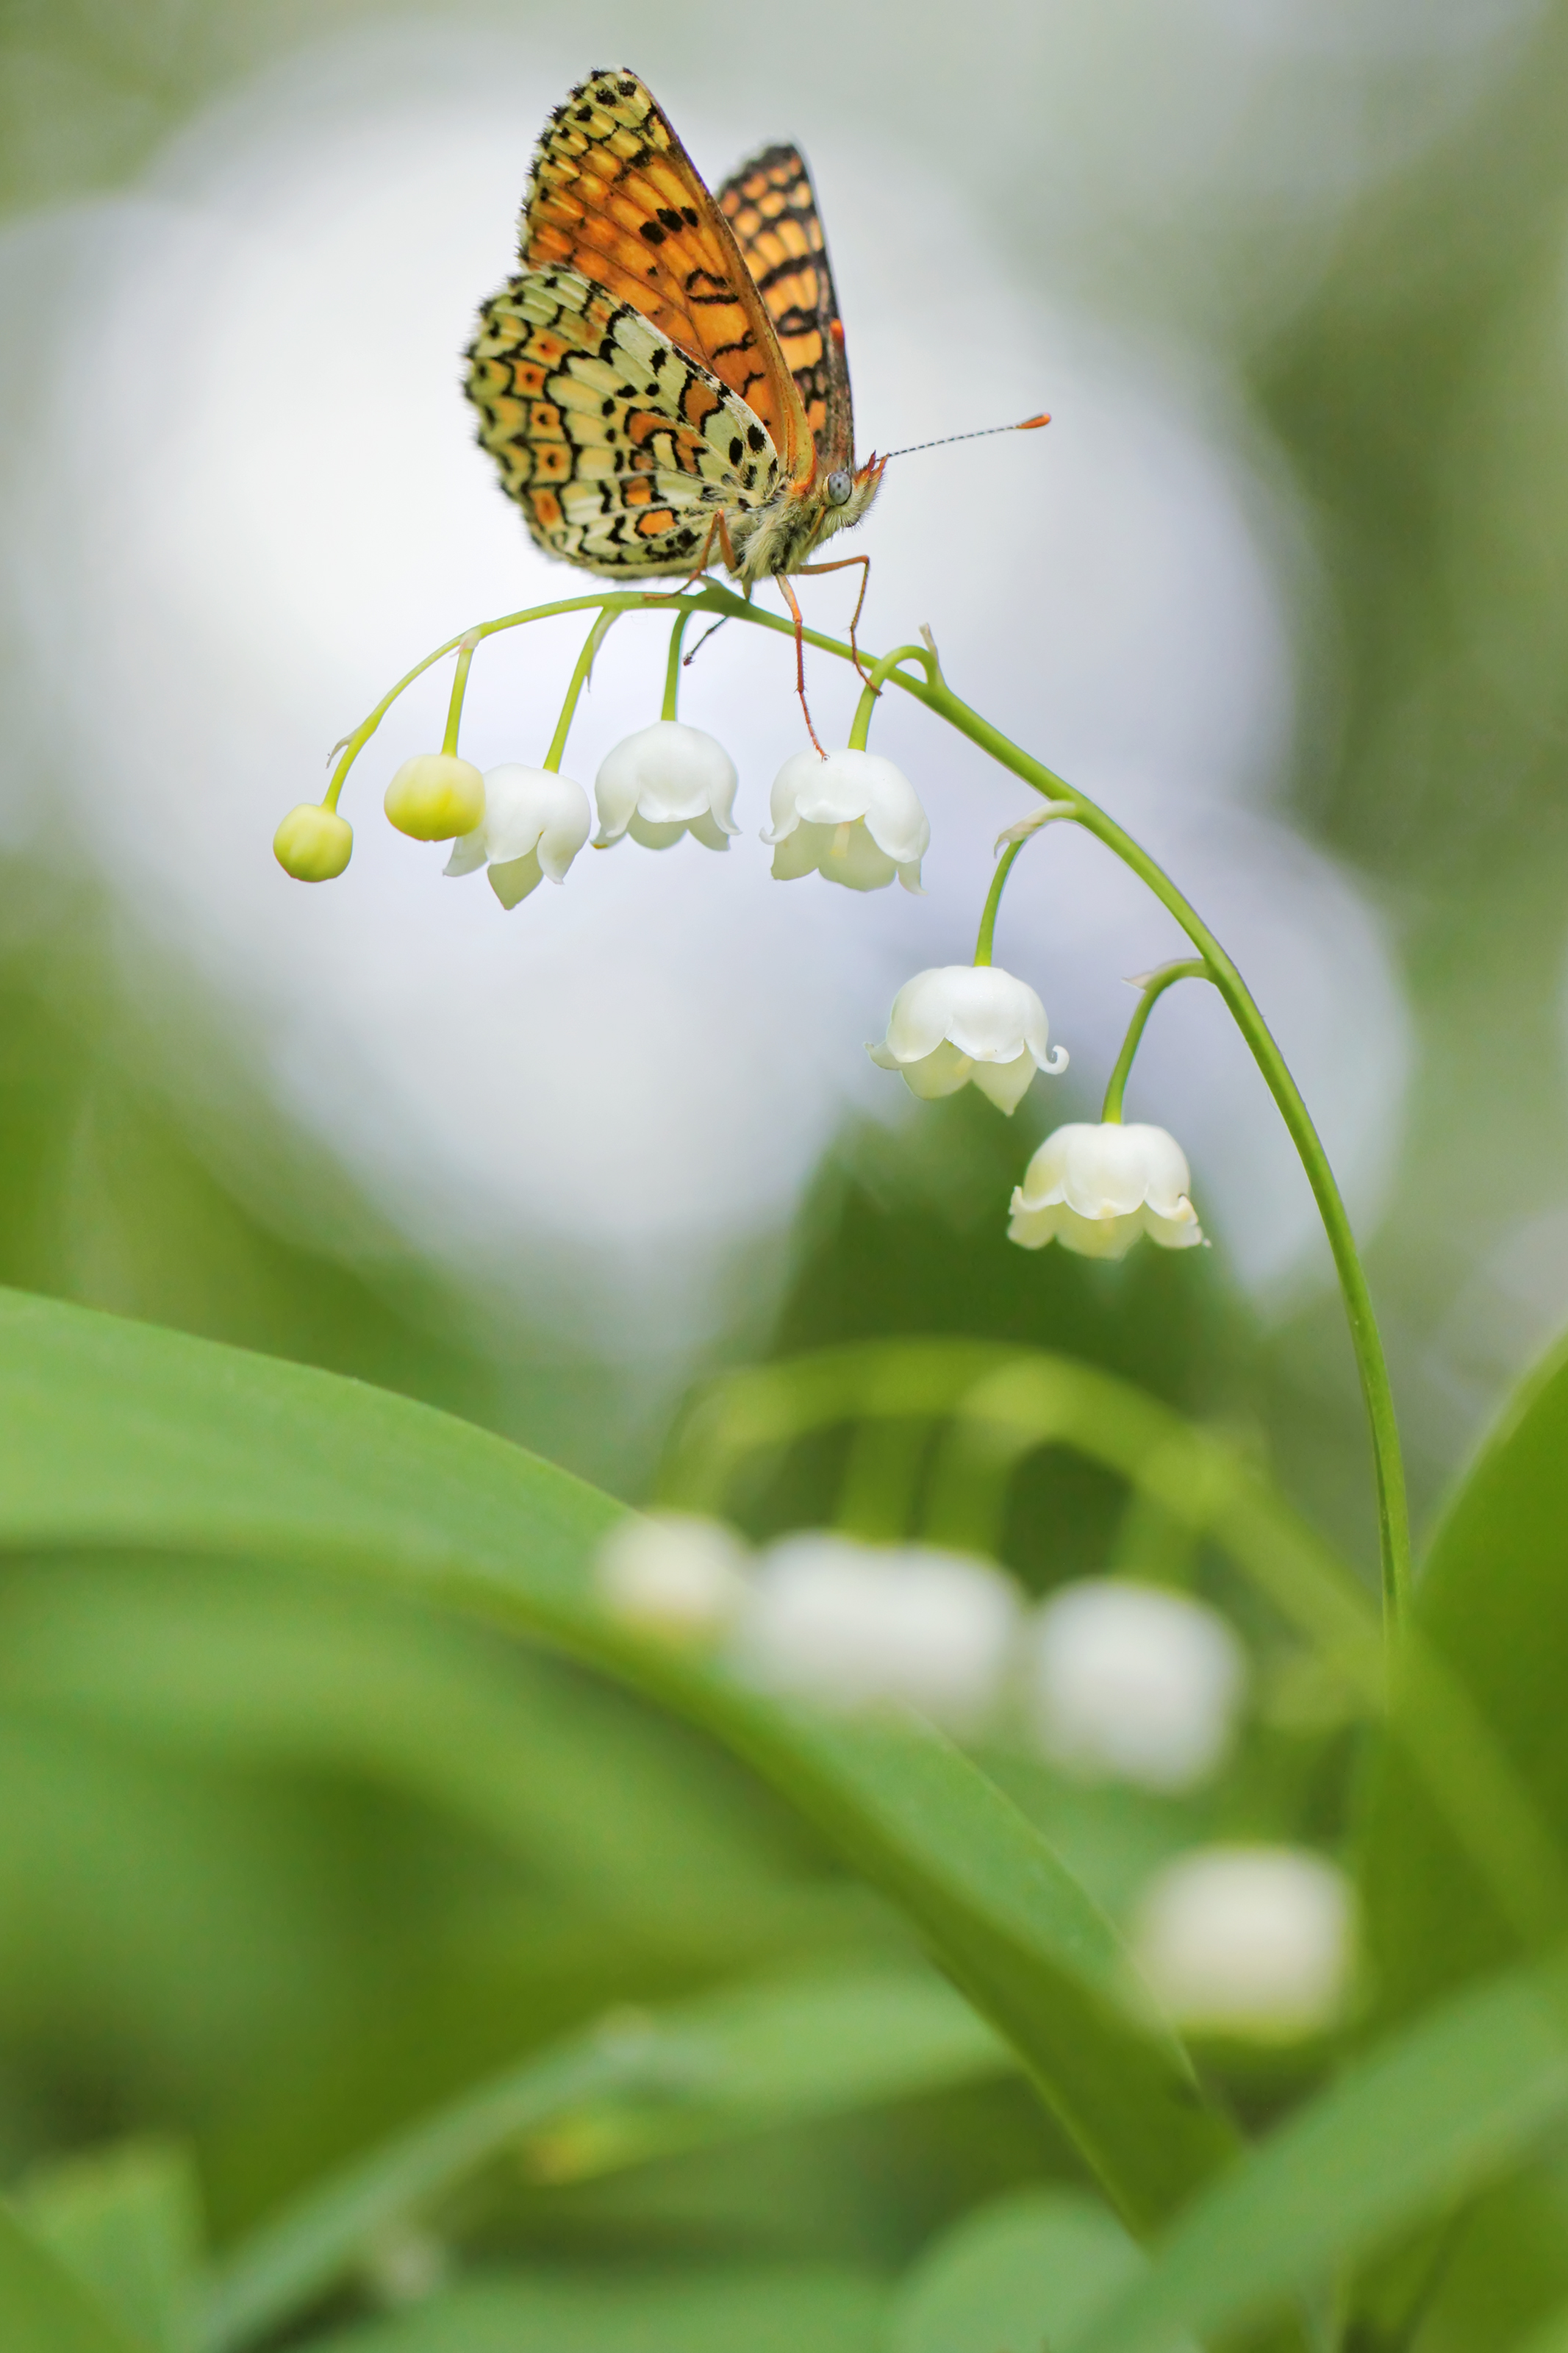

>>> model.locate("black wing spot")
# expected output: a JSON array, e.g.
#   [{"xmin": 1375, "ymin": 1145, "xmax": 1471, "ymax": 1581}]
[
  {"xmin": 601, "ymin": 396, "xmax": 616, "ymax": 415},
  {"xmin": 617, "ymin": 76, "xmax": 638, "ymax": 96},
  {"xmin": 650, "ymin": 348, "xmax": 667, "ymax": 372},
  {"xmin": 728, "ymin": 437, "xmax": 743, "ymax": 465},
  {"xmin": 747, "ymin": 423, "xmax": 765, "ymax": 453},
  {"xmin": 656, "ymin": 207, "xmax": 683, "ymax": 233},
  {"xmin": 681, "ymin": 205, "xmax": 699, "ymax": 226},
  {"xmin": 640, "ymin": 221, "xmax": 666, "ymax": 246}
]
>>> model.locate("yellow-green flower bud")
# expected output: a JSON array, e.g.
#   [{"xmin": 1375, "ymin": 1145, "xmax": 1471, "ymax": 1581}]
[
  {"xmin": 384, "ymin": 754, "xmax": 485, "ymax": 842},
  {"xmin": 273, "ymin": 803, "xmax": 353, "ymax": 881}
]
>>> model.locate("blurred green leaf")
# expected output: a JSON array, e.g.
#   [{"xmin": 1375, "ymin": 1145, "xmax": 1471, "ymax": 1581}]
[
  {"xmin": 0, "ymin": 1293, "xmax": 1235, "ymax": 2239},
  {"xmin": 296, "ymin": 2262, "xmax": 887, "ymax": 2353},
  {"xmin": 1359, "ymin": 1330, "xmax": 1568, "ymax": 2021},
  {"xmin": 202, "ymin": 1966, "xmax": 1006, "ymax": 2349},
  {"xmin": 891, "ymin": 2185, "xmax": 1169, "ymax": 2353},
  {"xmin": 22, "ymin": 2139, "xmax": 200, "ymax": 2353},
  {"xmin": 1068, "ymin": 1957, "xmax": 1568, "ymax": 2353},
  {"xmin": 0, "ymin": 2197, "xmax": 145, "ymax": 2353}
]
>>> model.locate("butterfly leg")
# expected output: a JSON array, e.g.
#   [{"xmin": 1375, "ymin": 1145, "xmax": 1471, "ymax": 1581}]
[
  {"xmin": 776, "ymin": 574, "xmax": 828, "ymax": 759},
  {"xmin": 796, "ymin": 555, "xmax": 873, "ymax": 685}
]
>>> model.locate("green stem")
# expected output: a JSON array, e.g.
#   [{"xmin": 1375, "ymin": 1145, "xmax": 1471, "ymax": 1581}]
[
  {"xmin": 326, "ymin": 582, "xmax": 1411, "ymax": 1632},
  {"xmin": 848, "ymin": 643, "xmax": 933, "ymax": 750},
  {"xmin": 661, "ymin": 606, "xmax": 692, "ymax": 721},
  {"xmin": 440, "ymin": 634, "xmax": 478, "ymax": 758},
  {"xmin": 1101, "ymin": 960, "xmax": 1212, "ymax": 1123},
  {"xmin": 973, "ymin": 840, "xmax": 1025, "ymax": 967},
  {"xmin": 543, "ymin": 607, "xmax": 620, "ymax": 774}
]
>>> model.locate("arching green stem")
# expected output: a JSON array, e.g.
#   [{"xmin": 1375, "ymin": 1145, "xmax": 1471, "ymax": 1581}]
[
  {"xmin": 848, "ymin": 643, "xmax": 934, "ymax": 750},
  {"xmin": 440, "ymin": 632, "xmax": 479, "ymax": 758},
  {"xmin": 1101, "ymin": 960, "xmax": 1213, "ymax": 1124},
  {"xmin": 543, "ymin": 607, "xmax": 620, "ymax": 774},
  {"xmin": 973, "ymin": 840, "xmax": 1025, "ymax": 968},
  {"xmin": 325, "ymin": 580, "xmax": 1410, "ymax": 1632},
  {"xmin": 660, "ymin": 607, "xmax": 692, "ymax": 722}
]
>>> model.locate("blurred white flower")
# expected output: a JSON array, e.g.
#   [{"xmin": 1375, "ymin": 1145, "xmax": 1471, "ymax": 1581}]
[
  {"xmin": 594, "ymin": 721, "xmax": 741, "ymax": 851},
  {"xmin": 444, "ymin": 763, "xmax": 591, "ymax": 907},
  {"xmin": 1133, "ymin": 1846, "xmax": 1356, "ymax": 2040},
  {"xmin": 763, "ymin": 749, "xmax": 928, "ymax": 893},
  {"xmin": 1026, "ymin": 1578, "xmax": 1247, "ymax": 1791},
  {"xmin": 868, "ymin": 963, "xmax": 1068, "ymax": 1114},
  {"xmin": 728, "ymin": 1532, "xmax": 1020, "ymax": 1730},
  {"xmin": 594, "ymin": 1510, "xmax": 751, "ymax": 1644},
  {"xmin": 1009, "ymin": 1123, "xmax": 1203, "ymax": 1259}
]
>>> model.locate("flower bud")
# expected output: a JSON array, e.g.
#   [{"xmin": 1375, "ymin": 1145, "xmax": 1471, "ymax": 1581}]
[
  {"xmin": 1133, "ymin": 1847, "xmax": 1355, "ymax": 2040},
  {"xmin": 595, "ymin": 1510, "xmax": 751, "ymax": 1645},
  {"xmin": 273, "ymin": 802, "xmax": 353, "ymax": 882},
  {"xmin": 384, "ymin": 753, "xmax": 485, "ymax": 842}
]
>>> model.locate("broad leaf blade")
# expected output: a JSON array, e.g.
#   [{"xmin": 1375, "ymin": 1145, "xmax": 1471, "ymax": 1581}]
[
  {"xmin": 22, "ymin": 2139, "xmax": 200, "ymax": 2353},
  {"xmin": 0, "ymin": 2199, "xmax": 146, "ymax": 2353},
  {"xmin": 0, "ymin": 1296, "xmax": 1234, "ymax": 2243}
]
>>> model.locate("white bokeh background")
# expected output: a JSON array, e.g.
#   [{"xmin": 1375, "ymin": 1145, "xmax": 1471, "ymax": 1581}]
[{"xmin": 0, "ymin": 21, "xmax": 1426, "ymax": 1360}]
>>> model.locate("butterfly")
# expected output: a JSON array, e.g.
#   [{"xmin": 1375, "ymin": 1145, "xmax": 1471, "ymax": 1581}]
[{"xmin": 464, "ymin": 68, "xmax": 886, "ymax": 735}]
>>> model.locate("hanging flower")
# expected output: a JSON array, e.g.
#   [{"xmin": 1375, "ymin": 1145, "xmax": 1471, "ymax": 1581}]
[
  {"xmin": 726, "ymin": 1532, "xmax": 1021, "ymax": 1732},
  {"xmin": 763, "ymin": 749, "xmax": 928, "ymax": 893},
  {"xmin": 594, "ymin": 1511, "xmax": 751, "ymax": 1645},
  {"xmin": 384, "ymin": 753, "xmax": 485, "ymax": 841},
  {"xmin": 1132, "ymin": 1847, "xmax": 1356, "ymax": 2040},
  {"xmin": 1009, "ymin": 1123, "xmax": 1203, "ymax": 1259},
  {"xmin": 869, "ymin": 964, "xmax": 1067, "ymax": 1113},
  {"xmin": 593, "ymin": 721, "xmax": 740, "ymax": 851},
  {"xmin": 273, "ymin": 803, "xmax": 353, "ymax": 882},
  {"xmin": 1025, "ymin": 1578, "xmax": 1247, "ymax": 1791},
  {"xmin": 444, "ymin": 764, "xmax": 591, "ymax": 907}
]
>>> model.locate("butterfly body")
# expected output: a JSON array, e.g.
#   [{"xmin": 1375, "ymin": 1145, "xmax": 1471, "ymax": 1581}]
[{"xmin": 465, "ymin": 70, "xmax": 884, "ymax": 588}]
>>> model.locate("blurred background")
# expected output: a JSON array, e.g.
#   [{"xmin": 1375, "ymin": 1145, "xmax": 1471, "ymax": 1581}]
[{"xmin": 2, "ymin": 0, "xmax": 1568, "ymax": 2314}]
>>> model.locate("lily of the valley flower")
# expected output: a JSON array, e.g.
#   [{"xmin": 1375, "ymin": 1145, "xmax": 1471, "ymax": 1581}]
[
  {"xmin": 444, "ymin": 764, "xmax": 591, "ymax": 907},
  {"xmin": 764, "ymin": 749, "xmax": 928, "ymax": 893},
  {"xmin": 1009, "ymin": 1122, "xmax": 1203, "ymax": 1259},
  {"xmin": 594, "ymin": 1510, "xmax": 751, "ymax": 1645},
  {"xmin": 594, "ymin": 721, "xmax": 740, "ymax": 851},
  {"xmin": 384, "ymin": 752, "xmax": 485, "ymax": 842},
  {"xmin": 869, "ymin": 964, "xmax": 1067, "ymax": 1113},
  {"xmin": 1132, "ymin": 1847, "xmax": 1356, "ymax": 2040},
  {"xmin": 728, "ymin": 1532, "xmax": 1021, "ymax": 1731},
  {"xmin": 1027, "ymin": 1579, "xmax": 1247, "ymax": 1792}
]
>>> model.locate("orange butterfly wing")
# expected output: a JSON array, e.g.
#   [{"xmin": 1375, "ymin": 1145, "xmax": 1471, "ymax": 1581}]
[
  {"xmin": 717, "ymin": 145, "xmax": 854, "ymax": 476},
  {"xmin": 523, "ymin": 68, "xmax": 814, "ymax": 484}
]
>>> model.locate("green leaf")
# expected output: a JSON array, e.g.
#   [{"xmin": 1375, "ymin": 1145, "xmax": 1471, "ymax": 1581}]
[
  {"xmin": 0, "ymin": 1290, "xmax": 1236, "ymax": 2243},
  {"xmin": 295, "ymin": 2263, "xmax": 887, "ymax": 2353},
  {"xmin": 1358, "ymin": 1330, "xmax": 1568, "ymax": 2024},
  {"xmin": 1067, "ymin": 1957, "xmax": 1568, "ymax": 2353},
  {"xmin": 21, "ymin": 2139, "xmax": 200, "ymax": 2353},
  {"xmin": 892, "ymin": 2186, "xmax": 1182, "ymax": 2353},
  {"xmin": 0, "ymin": 2198, "xmax": 146, "ymax": 2353},
  {"xmin": 201, "ymin": 1965, "xmax": 1007, "ymax": 2348}
]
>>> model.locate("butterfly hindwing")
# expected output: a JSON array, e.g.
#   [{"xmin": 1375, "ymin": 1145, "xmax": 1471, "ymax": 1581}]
[
  {"xmin": 718, "ymin": 145, "xmax": 853, "ymax": 476},
  {"xmin": 521, "ymin": 68, "xmax": 812, "ymax": 483},
  {"xmin": 466, "ymin": 265, "xmax": 784, "ymax": 574}
]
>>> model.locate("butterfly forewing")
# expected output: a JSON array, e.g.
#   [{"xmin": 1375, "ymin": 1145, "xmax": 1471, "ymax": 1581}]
[
  {"xmin": 717, "ymin": 146, "xmax": 854, "ymax": 476},
  {"xmin": 521, "ymin": 69, "xmax": 812, "ymax": 482},
  {"xmin": 467, "ymin": 267, "xmax": 784, "ymax": 574}
]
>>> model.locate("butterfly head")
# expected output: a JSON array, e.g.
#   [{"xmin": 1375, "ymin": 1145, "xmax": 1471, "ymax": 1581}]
[{"xmin": 799, "ymin": 451, "xmax": 886, "ymax": 553}]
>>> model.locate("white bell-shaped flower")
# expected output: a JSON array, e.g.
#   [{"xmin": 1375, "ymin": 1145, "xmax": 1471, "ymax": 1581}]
[
  {"xmin": 1025, "ymin": 1579, "xmax": 1247, "ymax": 1791},
  {"xmin": 763, "ymin": 748, "xmax": 928, "ymax": 893},
  {"xmin": 595, "ymin": 1511, "xmax": 751, "ymax": 1645},
  {"xmin": 728, "ymin": 1532, "xmax": 1020, "ymax": 1731},
  {"xmin": 869, "ymin": 964, "xmax": 1067, "ymax": 1114},
  {"xmin": 1009, "ymin": 1122, "xmax": 1203, "ymax": 1259},
  {"xmin": 1132, "ymin": 1846, "xmax": 1355, "ymax": 2040},
  {"xmin": 593, "ymin": 720, "xmax": 740, "ymax": 851},
  {"xmin": 444, "ymin": 763, "xmax": 591, "ymax": 908}
]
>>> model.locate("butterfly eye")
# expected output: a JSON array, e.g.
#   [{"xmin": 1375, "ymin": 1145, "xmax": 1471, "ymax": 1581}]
[{"xmin": 826, "ymin": 469, "xmax": 853, "ymax": 507}]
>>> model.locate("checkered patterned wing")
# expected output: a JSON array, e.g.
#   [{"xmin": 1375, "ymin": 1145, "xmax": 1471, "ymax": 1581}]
[{"xmin": 718, "ymin": 145, "xmax": 853, "ymax": 476}]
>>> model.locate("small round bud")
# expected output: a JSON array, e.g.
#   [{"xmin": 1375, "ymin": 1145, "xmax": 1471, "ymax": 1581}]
[
  {"xmin": 384, "ymin": 754, "xmax": 485, "ymax": 842},
  {"xmin": 273, "ymin": 802, "xmax": 353, "ymax": 881}
]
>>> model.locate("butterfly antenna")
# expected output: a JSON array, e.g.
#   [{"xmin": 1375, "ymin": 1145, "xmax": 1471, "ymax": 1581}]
[{"xmin": 879, "ymin": 413, "xmax": 1050, "ymax": 463}]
